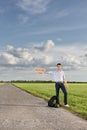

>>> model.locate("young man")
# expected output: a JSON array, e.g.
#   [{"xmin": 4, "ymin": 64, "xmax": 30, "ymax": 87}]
[{"xmin": 34, "ymin": 63, "xmax": 69, "ymax": 107}]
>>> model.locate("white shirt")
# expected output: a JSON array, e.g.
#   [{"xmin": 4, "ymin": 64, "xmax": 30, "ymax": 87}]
[{"xmin": 48, "ymin": 70, "xmax": 65, "ymax": 82}]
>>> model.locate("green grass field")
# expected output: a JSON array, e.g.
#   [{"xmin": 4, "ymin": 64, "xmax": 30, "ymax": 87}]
[
  {"xmin": 13, "ymin": 83, "xmax": 87, "ymax": 119},
  {"xmin": 0, "ymin": 83, "xmax": 4, "ymax": 86}
]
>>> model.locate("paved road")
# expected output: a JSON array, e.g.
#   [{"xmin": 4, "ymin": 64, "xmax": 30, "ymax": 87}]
[{"xmin": 0, "ymin": 84, "xmax": 87, "ymax": 130}]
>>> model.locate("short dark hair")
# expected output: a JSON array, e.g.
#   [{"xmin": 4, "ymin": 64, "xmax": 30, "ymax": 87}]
[{"xmin": 57, "ymin": 63, "xmax": 62, "ymax": 66}]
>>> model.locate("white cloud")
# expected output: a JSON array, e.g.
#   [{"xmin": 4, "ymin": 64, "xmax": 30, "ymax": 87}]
[
  {"xmin": 61, "ymin": 54, "xmax": 81, "ymax": 70},
  {"xmin": 0, "ymin": 45, "xmax": 33, "ymax": 66},
  {"xmin": 28, "ymin": 43, "xmax": 85, "ymax": 70},
  {"xmin": 44, "ymin": 55, "xmax": 53, "ymax": 65},
  {"xmin": 0, "ymin": 42, "xmax": 87, "ymax": 71},
  {"xmin": 7, "ymin": 45, "xmax": 14, "ymax": 50},
  {"xmin": 0, "ymin": 41, "xmax": 87, "ymax": 81},
  {"xmin": 45, "ymin": 40, "xmax": 55, "ymax": 52},
  {"xmin": 7, "ymin": 45, "xmax": 33, "ymax": 62},
  {"xmin": 17, "ymin": 0, "xmax": 50, "ymax": 14},
  {"xmin": 0, "ymin": 40, "xmax": 54, "ymax": 69},
  {"xmin": 2, "ymin": 53, "xmax": 19, "ymax": 65},
  {"xmin": 0, "ymin": 41, "xmax": 87, "ymax": 82},
  {"xmin": 34, "ymin": 40, "xmax": 54, "ymax": 52}
]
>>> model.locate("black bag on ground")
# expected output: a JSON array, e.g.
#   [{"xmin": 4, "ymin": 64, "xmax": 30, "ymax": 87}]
[{"xmin": 48, "ymin": 96, "xmax": 57, "ymax": 107}]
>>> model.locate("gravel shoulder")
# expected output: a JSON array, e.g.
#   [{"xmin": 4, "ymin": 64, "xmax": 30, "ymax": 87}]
[{"xmin": 0, "ymin": 83, "xmax": 87, "ymax": 130}]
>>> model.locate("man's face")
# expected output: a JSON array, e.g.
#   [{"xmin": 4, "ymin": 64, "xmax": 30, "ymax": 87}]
[{"xmin": 57, "ymin": 65, "xmax": 62, "ymax": 71}]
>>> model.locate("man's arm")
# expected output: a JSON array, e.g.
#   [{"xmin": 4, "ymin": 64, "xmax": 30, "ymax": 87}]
[
  {"xmin": 64, "ymin": 80, "xmax": 69, "ymax": 89},
  {"xmin": 63, "ymin": 72, "xmax": 69, "ymax": 89}
]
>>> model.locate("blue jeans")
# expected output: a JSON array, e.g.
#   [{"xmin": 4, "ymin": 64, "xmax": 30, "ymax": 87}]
[{"xmin": 55, "ymin": 82, "xmax": 67, "ymax": 105}]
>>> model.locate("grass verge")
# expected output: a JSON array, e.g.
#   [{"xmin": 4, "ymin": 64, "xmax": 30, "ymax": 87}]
[
  {"xmin": 12, "ymin": 83, "xmax": 87, "ymax": 120},
  {"xmin": 0, "ymin": 83, "xmax": 5, "ymax": 86}
]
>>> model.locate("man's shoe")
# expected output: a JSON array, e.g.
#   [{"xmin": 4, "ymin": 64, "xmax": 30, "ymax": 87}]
[{"xmin": 64, "ymin": 104, "xmax": 69, "ymax": 107}]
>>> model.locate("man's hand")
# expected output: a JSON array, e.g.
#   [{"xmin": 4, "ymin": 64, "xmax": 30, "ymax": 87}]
[{"xmin": 64, "ymin": 80, "xmax": 69, "ymax": 89}]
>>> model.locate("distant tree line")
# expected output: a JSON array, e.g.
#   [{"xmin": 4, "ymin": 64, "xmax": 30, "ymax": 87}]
[
  {"xmin": 0, "ymin": 81, "xmax": 4, "ymax": 83},
  {"xmin": 11, "ymin": 80, "xmax": 53, "ymax": 83},
  {"xmin": 0, "ymin": 80, "xmax": 87, "ymax": 83}
]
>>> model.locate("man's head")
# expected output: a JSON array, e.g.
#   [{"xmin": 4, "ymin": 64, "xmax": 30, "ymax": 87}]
[{"xmin": 57, "ymin": 63, "xmax": 62, "ymax": 71}]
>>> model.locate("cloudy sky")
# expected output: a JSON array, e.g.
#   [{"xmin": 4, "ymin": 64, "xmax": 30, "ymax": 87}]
[{"xmin": 0, "ymin": 0, "xmax": 87, "ymax": 81}]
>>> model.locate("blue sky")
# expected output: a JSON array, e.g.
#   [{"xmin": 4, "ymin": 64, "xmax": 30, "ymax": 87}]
[{"xmin": 0, "ymin": 0, "xmax": 87, "ymax": 81}]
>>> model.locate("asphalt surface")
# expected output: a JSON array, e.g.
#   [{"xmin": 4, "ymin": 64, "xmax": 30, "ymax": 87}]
[{"xmin": 0, "ymin": 83, "xmax": 87, "ymax": 130}]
